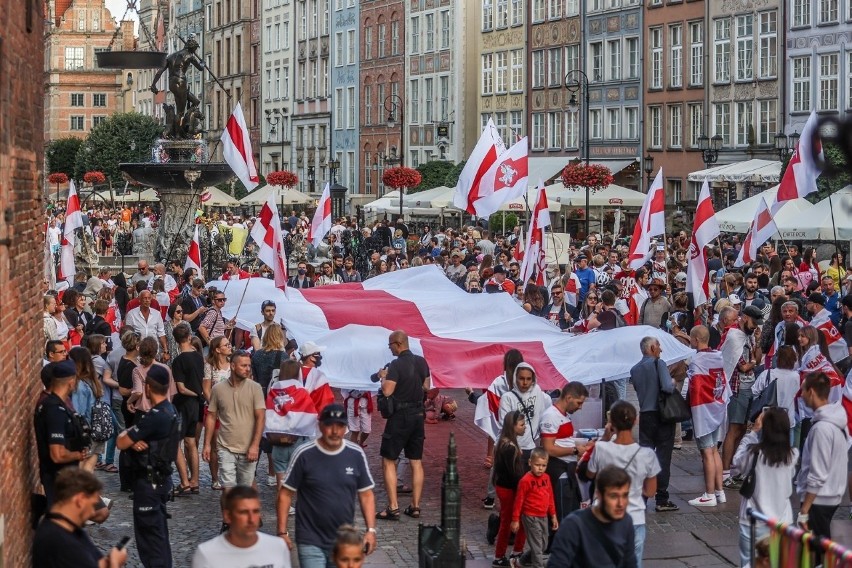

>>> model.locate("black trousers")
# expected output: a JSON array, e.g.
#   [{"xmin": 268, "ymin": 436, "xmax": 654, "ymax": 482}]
[
  {"xmin": 133, "ymin": 478, "xmax": 173, "ymax": 568},
  {"xmin": 639, "ymin": 410, "xmax": 675, "ymax": 504}
]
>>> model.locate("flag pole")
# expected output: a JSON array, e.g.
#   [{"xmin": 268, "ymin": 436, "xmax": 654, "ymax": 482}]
[{"xmin": 828, "ymin": 191, "xmax": 840, "ymax": 254}]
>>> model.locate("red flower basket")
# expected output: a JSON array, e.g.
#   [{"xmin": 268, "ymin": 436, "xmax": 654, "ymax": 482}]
[
  {"xmin": 560, "ymin": 163, "xmax": 613, "ymax": 194},
  {"xmin": 83, "ymin": 171, "xmax": 106, "ymax": 185},
  {"xmin": 267, "ymin": 169, "xmax": 299, "ymax": 188},
  {"xmin": 382, "ymin": 167, "xmax": 422, "ymax": 190},
  {"xmin": 47, "ymin": 172, "xmax": 69, "ymax": 185}
]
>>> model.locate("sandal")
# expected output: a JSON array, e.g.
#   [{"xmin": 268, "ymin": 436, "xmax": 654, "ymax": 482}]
[
  {"xmin": 95, "ymin": 462, "xmax": 106, "ymax": 470},
  {"xmin": 397, "ymin": 484, "xmax": 413, "ymax": 494},
  {"xmin": 173, "ymin": 485, "xmax": 193, "ymax": 497},
  {"xmin": 190, "ymin": 486, "xmax": 200, "ymax": 495},
  {"xmin": 403, "ymin": 505, "xmax": 421, "ymax": 519},
  {"xmin": 376, "ymin": 506, "xmax": 400, "ymax": 521},
  {"xmin": 102, "ymin": 464, "xmax": 119, "ymax": 473},
  {"xmin": 211, "ymin": 481, "xmax": 223, "ymax": 490}
]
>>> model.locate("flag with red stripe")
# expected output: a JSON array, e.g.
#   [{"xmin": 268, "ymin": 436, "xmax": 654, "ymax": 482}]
[
  {"xmin": 184, "ymin": 223, "xmax": 202, "ymax": 274},
  {"xmin": 796, "ymin": 345, "xmax": 844, "ymax": 421},
  {"xmin": 473, "ymin": 375, "xmax": 511, "ymax": 441},
  {"xmin": 686, "ymin": 349, "xmax": 729, "ymax": 438},
  {"xmin": 310, "ymin": 182, "xmax": 332, "ymax": 247},
  {"xmin": 811, "ymin": 310, "xmax": 849, "ymax": 365},
  {"xmin": 454, "ymin": 118, "xmax": 506, "ymax": 214},
  {"xmin": 777, "ymin": 111, "xmax": 822, "ymax": 202},
  {"xmin": 221, "ymin": 102, "xmax": 260, "ymax": 192},
  {"xmin": 249, "ymin": 193, "xmax": 288, "ymax": 289},
  {"xmin": 519, "ymin": 181, "xmax": 550, "ymax": 286},
  {"xmin": 57, "ymin": 179, "xmax": 83, "ymax": 284},
  {"xmin": 735, "ymin": 196, "xmax": 778, "ymax": 266},
  {"xmin": 686, "ymin": 180, "xmax": 719, "ymax": 306},
  {"xmin": 264, "ymin": 379, "xmax": 321, "ymax": 438},
  {"xmin": 469, "ymin": 137, "xmax": 530, "ymax": 218},
  {"xmin": 628, "ymin": 168, "xmax": 665, "ymax": 269}
]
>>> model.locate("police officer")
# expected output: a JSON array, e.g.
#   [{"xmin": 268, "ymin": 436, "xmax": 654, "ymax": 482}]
[{"xmin": 117, "ymin": 365, "xmax": 180, "ymax": 568}]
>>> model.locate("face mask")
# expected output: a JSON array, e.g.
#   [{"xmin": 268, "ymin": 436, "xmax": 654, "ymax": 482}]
[
  {"xmin": 313, "ymin": 355, "xmax": 322, "ymax": 367},
  {"xmin": 665, "ymin": 319, "xmax": 673, "ymax": 332},
  {"xmin": 298, "ymin": 269, "xmax": 306, "ymax": 275}
]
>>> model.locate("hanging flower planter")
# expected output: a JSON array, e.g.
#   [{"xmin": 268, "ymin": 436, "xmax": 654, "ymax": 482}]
[
  {"xmin": 382, "ymin": 166, "xmax": 422, "ymax": 190},
  {"xmin": 47, "ymin": 172, "xmax": 69, "ymax": 185},
  {"xmin": 83, "ymin": 171, "xmax": 106, "ymax": 185},
  {"xmin": 569, "ymin": 208, "xmax": 585, "ymax": 219},
  {"xmin": 560, "ymin": 163, "xmax": 614, "ymax": 193},
  {"xmin": 267, "ymin": 169, "xmax": 299, "ymax": 188}
]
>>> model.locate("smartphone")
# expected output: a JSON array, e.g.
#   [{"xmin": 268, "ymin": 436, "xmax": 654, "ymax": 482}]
[{"xmin": 116, "ymin": 536, "xmax": 131, "ymax": 550}]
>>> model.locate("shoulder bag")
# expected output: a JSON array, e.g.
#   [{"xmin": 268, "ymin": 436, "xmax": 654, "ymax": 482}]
[
  {"xmin": 739, "ymin": 450, "xmax": 759, "ymax": 499},
  {"xmin": 656, "ymin": 359, "xmax": 691, "ymax": 424},
  {"xmin": 749, "ymin": 369, "xmax": 777, "ymax": 423}
]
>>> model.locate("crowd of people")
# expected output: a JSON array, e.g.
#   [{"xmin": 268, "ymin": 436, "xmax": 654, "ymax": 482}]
[{"xmin": 34, "ymin": 201, "xmax": 852, "ymax": 568}]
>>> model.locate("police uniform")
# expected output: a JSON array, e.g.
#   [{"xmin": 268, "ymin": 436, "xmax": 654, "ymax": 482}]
[
  {"xmin": 126, "ymin": 398, "xmax": 180, "ymax": 568},
  {"xmin": 34, "ymin": 391, "xmax": 80, "ymax": 505}
]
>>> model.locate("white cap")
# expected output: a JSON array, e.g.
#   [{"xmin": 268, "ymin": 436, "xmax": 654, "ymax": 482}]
[
  {"xmin": 299, "ymin": 341, "xmax": 326, "ymax": 358},
  {"xmin": 728, "ymin": 293, "xmax": 742, "ymax": 305}
]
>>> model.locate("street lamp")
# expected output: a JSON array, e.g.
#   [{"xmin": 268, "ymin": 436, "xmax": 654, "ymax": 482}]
[
  {"xmin": 328, "ymin": 158, "xmax": 340, "ymax": 183},
  {"xmin": 697, "ymin": 133, "xmax": 723, "ymax": 166},
  {"xmin": 327, "ymin": 159, "xmax": 347, "ymax": 219},
  {"xmin": 307, "ymin": 165, "xmax": 316, "ymax": 194},
  {"xmin": 265, "ymin": 108, "xmax": 288, "ymax": 170},
  {"xmin": 384, "ymin": 146, "xmax": 404, "ymax": 220},
  {"xmin": 643, "ymin": 154, "xmax": 655, "ymax": 189},
  {"xmin": 565, "ymin": 69, "xmax": 590, "ymax": 237},
  {"xmin": 774, "ymin": 130, "xmax": 799, "ymax": 161},
  {"xmin": 385, "ymin": 94, "xmax": 404, "ymax": 220}
]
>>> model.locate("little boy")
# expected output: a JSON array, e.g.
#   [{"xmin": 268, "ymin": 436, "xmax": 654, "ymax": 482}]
[
  {"xmin": 511, "ymin": 448, "xmax": 559, "ymax": 568},
  {"xmin": 341, "ymin": 389, "xmax": 372, "ymax": 447}
]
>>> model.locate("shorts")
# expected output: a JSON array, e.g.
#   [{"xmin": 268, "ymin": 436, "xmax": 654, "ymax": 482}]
[
  {"xmin": 176, "ymin": 400, "xmax": 199, "ymax": 438},
  {"xmin": 217, "ymin": 448, "xmax": 258, "ymax": 488},
  {"xmin": 727, "ymin": 385, "xmax": 754, "ymax": 425},
  {"xmin": 347, "ymin": 406, "xmax": 372, "ymax": 434},
  {"xmin": 270, "ymin": 437, "xmax": 309, "ymax": 475},
  {"xmin": 380, "ymin": 408, "xmax": 425, "ymax": 461},
  {"xmin": 696, "ymin": 426, "xmax": 721, "ymax": 450}
]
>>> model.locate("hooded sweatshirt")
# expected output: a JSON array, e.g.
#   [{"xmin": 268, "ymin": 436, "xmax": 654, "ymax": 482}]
[
  {"xmin": 796, "ymin": 402, "xmax": 849, "ymax": 506},
  {"xmin": 497, "ymin": 362, "xmax": 552, "ymax": 450}
]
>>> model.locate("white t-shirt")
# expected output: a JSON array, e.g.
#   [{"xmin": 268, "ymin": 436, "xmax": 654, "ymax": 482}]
[
  {"xmin": 539, "ymin": 405, "xmax": 577, "ymax": 463},
  {"xmin": 588, "ymin": 441, "xmax": 660, "ymax": 526},
  {"xmin": 192, "ymin": 532, "xmax": 291, "ymax": 568}
]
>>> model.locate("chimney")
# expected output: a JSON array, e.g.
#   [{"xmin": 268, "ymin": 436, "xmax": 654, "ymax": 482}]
[{"xmin": 120, "ymin": 20, "xmax": 135, "ymax": 51}]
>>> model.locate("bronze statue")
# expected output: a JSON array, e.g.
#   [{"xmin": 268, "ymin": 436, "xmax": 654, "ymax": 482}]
[{"xmin": 150, "ymin": 34, "xmax": 204, "ymax": 137}]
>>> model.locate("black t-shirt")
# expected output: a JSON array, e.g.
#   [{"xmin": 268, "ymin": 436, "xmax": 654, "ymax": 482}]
[
  {"xmin": 171, "ymin": 350, "xmax": 205, "ymax": 405},
  {"xmin": 34, "ymin": 393, "xmax": 77, "ymax": 476},
  {"xmin": 116, "ymin": 357, "xmax": 136, "ymax": 392},
  {"xmin": 181, "ymin": 293, "xmax": 205, "ymax": 332},
  {"xmin": 844, "ymin": 320, "xmax": 852, "ymax": 347},
  {"xmin": 32, "ymin": 518, "xmax": 103, "ymax": 568},
  {"xmin": 386, "ymin": 350, "xmax": 430, "ymax": 404}
]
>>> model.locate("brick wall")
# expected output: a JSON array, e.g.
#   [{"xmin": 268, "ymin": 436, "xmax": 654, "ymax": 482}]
[{"xmin": 0, "ymin": 0, "xmax": 45, "ymax": 565}]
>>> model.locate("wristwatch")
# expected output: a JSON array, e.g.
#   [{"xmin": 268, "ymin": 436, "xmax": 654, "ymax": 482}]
[{"xmin": 367, "ymin": 527, "xmax": 377, "ymax": 534}]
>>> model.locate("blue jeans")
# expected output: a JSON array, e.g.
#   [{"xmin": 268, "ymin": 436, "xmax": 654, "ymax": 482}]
[
  {"xmin": 102, "ymin": 400, "xmax": 123, "ymax": 465},
  {"xmin": 634, "ymin": 523, "xmax": 646, "ymax": 568},
  {"xmin": 298, "ymin": 544, "xmax": 334, "ymax": 568},
  {"xmin": 738, "ymin": 522, "xmax": 769, "ymax": 567}
]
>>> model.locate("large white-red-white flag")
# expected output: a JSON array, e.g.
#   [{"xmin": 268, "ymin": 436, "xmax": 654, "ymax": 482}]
[
  {"xmin": 473, "ymin": 374, "xmax": 511, "ymax": 441},
  {"xmin": 810, "ymin": 310, "xmax": 849, "ymax": 365},
  {"xmin": 250, "ymin": 194, "xmax": 288, "ymax": 289},
  {"xmin": 686, "ymin": 180, "xmax": 719, "ymax": 306},
  {"xmin": 264, "ymin": 379, "xmax": 320, "ymax": 439},
  {"xmin": 221, "ymin": 102, "xmax": 260, "ymax": 192},
  {"xmin": 777, "ymin": 111, "xmax": 822, "ymax": 203},
  {"xmin": 310, "ymin": 182, "xmax": 332, "ymax": 247},
  {"xmin": 735, "ymin": 196, "xmax": 778, "ymax": 266},
  {"xmin": 469, "ymin": 137, "xmax": 530, "ymax": 218},
  {"xmin": 454, "ymin": 118, "xmax": 506, "ymax": 214},
  {"xmin": 519, "ymin": 181, "xmax": 550, "ymax": 286},
  {"xmin": 686, "ymin": 349, "xmax": 729, "ymax": 438},
  {"xmin": 184, "ymin": 223, "xmax": 202, "ymax": 274},
  {"xmin": 57, "ymin": 179, "xmax": 83, "ymax": 284},
  {"xmin": 628, "ymin": 168, "xmax": 665, "ymax": 269}
]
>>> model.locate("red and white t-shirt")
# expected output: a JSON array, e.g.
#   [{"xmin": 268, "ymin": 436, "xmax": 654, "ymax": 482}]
[{"xmin": 539, "ymin": 405, "xmax": 577, "ymax": 464}]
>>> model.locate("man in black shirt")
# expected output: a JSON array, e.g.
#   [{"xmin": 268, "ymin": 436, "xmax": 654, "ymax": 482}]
[
  {"xmin": 33, "ymin": 468, "xmax": 128, "ymax": 568},
  {"xmin": 180, "ymin": 278, "xmax": 209, "ymax": 333},
  {"xmin": 171, "ymin": 323, "xmax": 205, "ymax": 495},
  {"xmin": 373, "ymin": 330, "xmax": 430, "ymax": 521}
]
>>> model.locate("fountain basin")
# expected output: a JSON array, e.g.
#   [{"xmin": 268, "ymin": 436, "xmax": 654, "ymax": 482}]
[
  {"xmin": 119, "ymin": 162, "xmax": 234, "ymax": 189},
  {"xmin": 96, "ymin": 51, "xmax": 167, "ymax": 69}
]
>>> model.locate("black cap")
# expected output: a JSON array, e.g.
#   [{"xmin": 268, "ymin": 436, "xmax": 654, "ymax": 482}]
[
  {"xmin": 741, "ymin": 305, "xmax": 765, "ymax": 324},
  {"xmin": 492, "ymin": 265, "xmax": 506, "ymax": 274},
  {"xmin": 319, "ymin": 403, "xmax": 347, "ymax": 425},
  {"xmin": 807, "ymin": 292, "xmax": 825, "ymax": 306},
  {"xmin": 576, "ymin": 254, "xmax": 588, "ymax": 261},
  {"xmin": 146, "ymin": 364, "xmax": 170, "ymax": 387},
  {"xmin": 50, "ymin": 360, "xmax": 77, "ymax": 380}
]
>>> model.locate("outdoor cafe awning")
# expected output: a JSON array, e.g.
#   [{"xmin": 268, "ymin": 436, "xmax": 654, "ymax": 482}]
[{"xmin": 687, "ymin": 159, "xmax": 781, "ymax": 183}]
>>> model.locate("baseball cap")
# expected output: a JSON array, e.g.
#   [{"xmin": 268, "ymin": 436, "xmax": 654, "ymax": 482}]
[
  {"xmin": 674, "ymin": 272, "xmax": 687, "ymax": 283},
  {"xmin": 742, "ymin": 305, "xmax": 765, "ymax": 324},
  {"xmin": 300, "ymin": 341, "xmax": 326, "ymax": 358},
  {"xmin": 492, "ymin": 265, "xmax": 506, "ymax": 274},
  {"xmin": 49, "ymin": 360, "xmax": 77, "ymax": 380},
  {"xmin": 807, "ymin": 292, "xmax": 826, "ymax": 306},
  {"xmin": 319, "ymin": 403, "xmax": 347, "ymax": 426},
  {"xmin": 728, "ymin": 293, "xmax": 742, "ymax": 306},
  {"xmin": 146, "ymin": 364, "xmax": 170, "ymax": 387},
  {"xmin": 576, "ymin": 254, "xmax": 588, "ymax": 261}
]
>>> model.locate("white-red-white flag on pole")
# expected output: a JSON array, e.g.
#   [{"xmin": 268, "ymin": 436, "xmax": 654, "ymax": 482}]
[
  {"xmin": 519, "ymin": 181, "xmax": 550, "ymax": 286},
  {"xmin": 310, "ymin": 182, "xmax": 332, "ymax": 247},
  {"xmin": 57, "ymin": 179, "xmax": 83, "ymax": 283},
  {"xmin": 685, "ymin": 180, "xmax": 720, "ymax": 306},
  {"xmin": 221, "ymin": 102, "xmax": 260, "ymax": 192},
  {"xmin": 184, "ymin": 223, "xmax": 202, "ymax": 274},
  {"xmin": 470, "ymin": 137, "xmax": 530, "ymax": 218},
  {"xmin": 735, "ymin": 196, "xmax": 778, "ymax": 267},
  {"xmin": 628, "ymin": 168, "xmax": 665, "ymax": 270},
  {"xmin": 777, "ymin": 110, "xmax": 822, "ymax": 203},
  {"xmin": 454, "ymin": 118, "xmax": 506, "ymax": 214},
  {"xmin": 250, "ymin": 194, "xmax": 289, "ymax": 289}
]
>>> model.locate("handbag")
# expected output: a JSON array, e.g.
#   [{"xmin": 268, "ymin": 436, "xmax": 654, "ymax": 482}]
[
  {"xmin": 739, "ymin": 451, "xmax": 758, "ymax": 499},
  {"xmin": 749, "ymin": 369, "xmax": 777, "ymax": 423},
  {"xmin": 656, "ymin": 359, "xmax": 691, "ymax": 424},
  {"xmin": 377, "ymin": 391, "xmax": 395, "ymax": 419}
]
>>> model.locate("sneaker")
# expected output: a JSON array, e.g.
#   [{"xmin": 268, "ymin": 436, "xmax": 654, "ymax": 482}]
[
  {"xmin": 655, "ymin": 501, "xmax": 679, "ymax": 512},
  {"xmin": 723, "ymin": 476, "xmax": 743, "ymax": 490},
  {"xmin": 715, "ymin": 491, "xmax": 727, "ymax": 504},
  {"xmin": 673, "ymin": 442, "xmax": 682, "ymax": 450},
  {"xmin": 492, "ymin": 558, "xmax": 511, "ymax": 568},
  {"xmin": 267, "ymin": 475, "xmax": 277, "ymax": 487},
  {"xmin": 289, "ymin": 505, "xmax": 295, "ymax": 515},
  {"xmin": 482, "ymin": 496, "xmax": 495, "ymax": 509},
  {"xmin": 688, "ymin": 494, "xmax": 717, "ymax": 507},
  {"xmin": 516, "ymin": 551, "xmax": 532, "ymax": 566}
]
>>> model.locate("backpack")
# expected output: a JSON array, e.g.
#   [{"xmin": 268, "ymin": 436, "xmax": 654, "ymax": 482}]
[{"xmin": 90, "ymin": 400, "xmax": 114, "ymax": 442}]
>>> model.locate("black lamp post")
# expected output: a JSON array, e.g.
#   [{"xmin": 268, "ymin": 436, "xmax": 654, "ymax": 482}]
[
  {"xmin": 643, "ymin": 153, "xmax": 655, "ymax": 189},
  {"xmin": 698, "ymin": 133, "xmax": 723, "ymax": 166},
  {"xmin": 265, "ymin": 108, "xmax": 289, "ymax": 170},
  {"xmin": 385, "ymin": 94, "xmax": 404, "ymax": 220},
  {"xmin": 307, "ymin": 165, "xmax": 315, "ymax": 194},
  {"xmin": 328, "ymin": 158, "xmax": 347, "ymax": 219},
  {"xmin": 565, "ymin": 69, "xmax": 591, "ymax": 238},
  {"xmin": 774, "ymin": 130, "xmax": 800, "ymax": 161}
]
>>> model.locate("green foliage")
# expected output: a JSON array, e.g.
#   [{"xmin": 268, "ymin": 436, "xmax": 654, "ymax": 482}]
[
  {"xmin": 217, "ymin": 172, "xmax": 266, "ymax": 201},
  {"xmin": 47, "ymin": 137, "xmax": 84, "ymax": 176},
  {"xmin": 779, "ymin": 142, "xmax": 851, "ymax": 203},
  {"xmin": 73, "ymin": 113, "xmax": 163, "ymax": 184},
  {"xmin": 490, "ymin": 212, "xmax": 518, "ymax": 233},
  {"xmin": 444, "ymin": 160, "xmax": 466, "ymax": 188},
  {"xmin": 414, "ymin": 161, "xmax": 456, "ymax": 193}
]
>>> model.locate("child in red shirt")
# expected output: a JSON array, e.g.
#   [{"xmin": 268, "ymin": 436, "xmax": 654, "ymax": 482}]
[{"xmin": 511, "ymin": 448, "xmax": 559, "ymax": 568}]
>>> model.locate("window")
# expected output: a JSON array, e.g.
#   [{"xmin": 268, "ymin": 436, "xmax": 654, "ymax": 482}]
[
  {"xmin": 532, "ymin": 50, "xmax": 545, "ymax": 88},
  {"xmin": 411, "ymin": 17, "xmax": 420, "ymax": 54},
  {"xmin": 298, "ymin": 62, "xmax": 306, "ymax": 99},
  {"xmin": 793, "ymin": 0, "xmax": 810, "ymax": 26},
  {"xmin": 670, "ymin": 180, "xmax": 682, "ymax": 205},
  {"xmin": 758, "ymin": 11, "xmax": 777, "ymax": 78},
  {"xmin": 564, "ymin": 44, "xmax": 580, "ymax": 75},
  {"xmin": 548, "ymin": 48, "xmax": 562, "ymax": 86},
  {"xmin": 625, "ymin": 107, "xmax": 638, "ymax": 139},
  {"xmin": 378, "ymin": 23, "xmax": 386, "ymax": 57},
  {"xmin": 283, "ymin": 66, "xmax": 290, "ymax": 99},
  {"xmin": 497, "ymin": 0, "xmax": 509, "ymax": 27},
  {"xmin": 65, "ymin": 47, "xmax": 84, "ymax": 70},
  {"xmin": 482, "ymin": 53, "xmax": 494, "ymax": 94},
  {"xmin": 92, "ymin": 11, "xmax": 100, "ymax": 30},
  {"xmin": 649, "ymin": 29, "xmax": 662, "ymax": 88},
  {"xmin": 819, "ymin": 53, "xmax": 839, "ymax": 111},
  {"xmin": 735, "ymin": 15, "xmax": 753, "ymax": 80},
  {"xmin": 669, "ymin": 105, "xmax": 682, "ymax": 148},
  {"xmin": 483, "ymin": 0, "xmax": 493, "ymax": 30},
  {"xmin": 348, "ymin": 30, "xmax": 356, "ymax": 65},
  {"xmin": 714, "ymin": 102, "xmax": 731, "ymax": 145},
  {"xmin": 566, "ymin": 0, "xmax": 579, "ymax": 15},
  {"xmin": 440, "ymin": 76, "xmax": 449, "ymax": 120},
  {"xmin": 819, "ymin": 0, "xmax": 838, "ymax": 23},
  {"xmin": 548, "ymin": 111, "xmax": 562, "ymax": 149},
  {"xmin": 70, "ymin": 116, "xmax": 84, "ymax": 131},
  {"xmin": 625, "ymin": 37, "xmax": 639, "ymax": 79},
  {"xmin": 713, "ymin": 19, "xmax": 731, "ymax": 82},
  {"xmin": 669, "ymin": 25, "xmax": 682, "ymax": 87},
  {"xmin": 590, "ymin": 109, "xmax": 602, "ymax": 139},
  {"xmin": 736, "ymin": 101, "xmax": 753, "ymax": 146},
  {"xmin": 426, "ymin": 14, "xmax": 435, "ymax": 51},
  {"xmin": 689, "ymin": 22, "xmax": 703, "ymax": 85},
  {"xmin": 92, "ymin": 116, "xmax": 106, "ymax": 128},
  {"xmin": 71, "ymin": 93, "xmax": 84, "ymax": 107},
  {"xmin": 365, "ymin": 26, "xmax": 373, "ymax": 59},
  {"xmin": 590, "ymin": 42, "xmax": 603, "ymax": 81},
  {"xmin": 758, "ymin": 100, "xmax": 776, "ymax": 145},
  {"xmin": 78, "ymin": 9, "xmax": 86, "ymax": 31},
  {"xmin": 510, "ymin": 49, "xmax": 524, "ymax": 91},
  {"xmin": 548, "ymin": 0, "xmax": 562, "ymax": 20},
  {"xmin": 648, "ymin": 107, "xmax": 661, "ymax": 148},
  {"xmin": 511, "ymin": 0, "xmax": 523, "ymax": 25},
  {"xmin": 390, "ymin": 20, "xmax": 398, "ymax": 55},
  {"xmin": 441, "ymin": 10, "xmax": 450, "ymax": 48},
  {"xmin": 793, "ymin": 56, "xmax": 811, "ymax": 112},
  {"xmin": 532, "ymin": 113, "xmax": 545, "ymax": 150},
  {"xmin": 348, "ymin": 87, "xmax": 356, "ymax": 128},
  {"xmin": 688, "ymin": 103, "xmax": 702, "ymax": 147},
  {"xmin": 565, "ymin": 110, "xmax": 578, "ymax": 147},
  {"xmin": 335, "ymin": 32, "xmax": 344, "ymax": 66},
  {"xmin": 533, "ymin": 0, "xmax": 545, "ymax": 22},
  {"xmin": 425, "ymin": 79, "xmax": 434, "ymax": 123},
  {"xmin": 265, "ymin": 24, "xmax": 272, "ymax": 51},
  {"xmin": 496, "ymin": 52, "xmax": 508, "ymax": 93},
  {"xmin": 606, "ymin": 108, "xmax": 619, "ymax": 140},
  {"xmin": 607, "ymin": 40, "xmax": 621, "ymax": 81},
  {"xmin": 364, "ymin": 84, "xmax": 372, "ymax": 125},
  {"xmin": 364, "ymin": 151, "xmax": 373, "ymax": 193},
  {"xmin": 510, "ymin": 110, "xmax": 523, "ymax": 138},
  {"xmin": 335, "ymin": 88, "xmax": 344, "ymax": 128}
]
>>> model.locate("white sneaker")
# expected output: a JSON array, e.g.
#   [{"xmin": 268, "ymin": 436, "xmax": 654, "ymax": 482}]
[
  {"xmin": 714, "ymin": 491, "xmax": 726, "ymax": 504},
  {"xmin": 289, "ymin": 505, "xmax": 295, "ymax": 515},
  {"xmin": 688, "ymin": 494, "xmax": 717, "ymax": 507},
  {"xmin": 267, "ymin": 475, "xmax": 277, "ymax": 487}
]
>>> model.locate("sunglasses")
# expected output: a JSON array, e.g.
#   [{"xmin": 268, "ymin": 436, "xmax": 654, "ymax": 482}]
[{"xmin": 214, "ymin": 297, "xmax": 226, "ymax": 302}]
